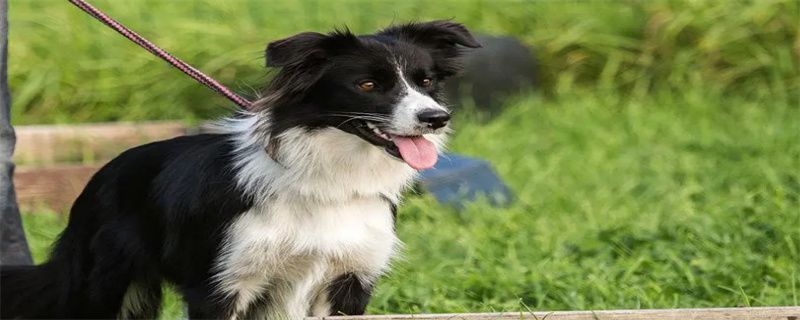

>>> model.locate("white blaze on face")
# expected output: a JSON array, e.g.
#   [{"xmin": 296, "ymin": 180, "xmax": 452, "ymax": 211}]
[
  {"xmin": 391, "ymin": 67, "xmax": 448, "ymax": 133},
  {"xmin": 387, "ymin": 65, "xmax": 449, "ymax": 170}
]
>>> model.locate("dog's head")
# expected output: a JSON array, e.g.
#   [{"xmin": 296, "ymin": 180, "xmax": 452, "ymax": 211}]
[{"xmin": 260, "ymin": 21, "xmax": 480, "ymax": 170}]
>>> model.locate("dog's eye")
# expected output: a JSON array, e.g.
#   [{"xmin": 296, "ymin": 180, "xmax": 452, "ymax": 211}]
[
  {"xmin": 421, "ymin": 78, "xmax": 433, "ymax": 87},
  {"xmin": 358, "ymin": 81, "xmax": 376, "ymax": 92}
]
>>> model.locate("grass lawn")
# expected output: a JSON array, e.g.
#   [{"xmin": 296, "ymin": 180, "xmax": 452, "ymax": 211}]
[
  {"xmin": 22, "ymin": 88, "xmax": 800, "ymax": 317},
  {"xmin": 9, "ymin": 1, "xmax": 797, "ymax": 124}
]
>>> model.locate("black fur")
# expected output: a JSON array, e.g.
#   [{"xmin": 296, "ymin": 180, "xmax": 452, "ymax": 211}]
[
  {"xmin": 327, "ymin": 273, "xmax": 372, "ymax": 316},
  {"xmin": 1, "ymin": 135, "xmax": 249, "ymax": 319},
  {"xmin": 0, "ymin": 21, "xmax": 477, "ymax": 319}
]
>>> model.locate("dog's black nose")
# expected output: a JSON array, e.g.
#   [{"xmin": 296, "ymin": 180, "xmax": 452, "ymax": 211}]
[{"xmin": 417, "ymin": 109, "xmax": 451, "ymax": 129}]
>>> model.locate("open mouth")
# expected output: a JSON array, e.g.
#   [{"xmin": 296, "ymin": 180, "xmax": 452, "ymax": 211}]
[{"xmin": 351, "ymin": 121, "xmax": 439, "ymax": 170}]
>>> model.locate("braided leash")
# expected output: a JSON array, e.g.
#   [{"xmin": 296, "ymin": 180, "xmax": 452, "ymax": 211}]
[{"xmin": 67, "ymin": 0, "xmax": 254, "ymax": 110}]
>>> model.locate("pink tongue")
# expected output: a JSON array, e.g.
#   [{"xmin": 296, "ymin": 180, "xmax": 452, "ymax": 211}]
[{"xmin": 392, "ymin": 136, "xmax": 438, "ymax": 170}]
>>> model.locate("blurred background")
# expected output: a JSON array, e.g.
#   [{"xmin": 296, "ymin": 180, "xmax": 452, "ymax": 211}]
[{"xmin": 8, "ymin": 0, "xmax": 800, "ymax": 317}]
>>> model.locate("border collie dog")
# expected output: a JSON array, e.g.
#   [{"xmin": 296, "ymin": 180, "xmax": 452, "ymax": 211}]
[{"xmin": 1, "ymin": 21, "xmax": 479, "ymax": 319}]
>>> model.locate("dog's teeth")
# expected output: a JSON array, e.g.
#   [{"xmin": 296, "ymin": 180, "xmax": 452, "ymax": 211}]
[
  {"xmin": 367, "ymin": 123, "xmax": 392, "ymax": 140},
  {"xmin": 370, "ymin": 127, "xmax": 391, "ymax": 140}
]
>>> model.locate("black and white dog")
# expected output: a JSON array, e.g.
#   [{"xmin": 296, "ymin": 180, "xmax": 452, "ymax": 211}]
[{"xmin": 0, "ymin": 21, "xmax": 479, "ymax": 319}]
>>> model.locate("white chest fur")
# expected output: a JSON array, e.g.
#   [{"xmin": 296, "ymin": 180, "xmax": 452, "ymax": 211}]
[
  {"xmin": 209, "ymin": 115, "xmax": 442, "ymax": 318},
  {"xmin": 213, "ymin": 195, "xmax": 398, "ymax": 318}
]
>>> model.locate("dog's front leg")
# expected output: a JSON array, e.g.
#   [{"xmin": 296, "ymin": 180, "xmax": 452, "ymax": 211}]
[{"xmin": 315, "ymin": 273, "xmax": 373, "ymax": 316}]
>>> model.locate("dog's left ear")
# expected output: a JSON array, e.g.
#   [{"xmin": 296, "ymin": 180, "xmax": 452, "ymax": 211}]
[
  {"xmin": 380, "ymin": 20, "xmax": 481, "ymax": 49},
  {"xmin": 380, "ymin": 20, "xmax": 481, "ymax": 77}
]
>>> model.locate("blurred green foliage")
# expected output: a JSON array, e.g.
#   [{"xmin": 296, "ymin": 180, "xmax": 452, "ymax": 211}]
[{"xmin": 8, "ymin": 0, "xmax": 799, "ymax": 124}]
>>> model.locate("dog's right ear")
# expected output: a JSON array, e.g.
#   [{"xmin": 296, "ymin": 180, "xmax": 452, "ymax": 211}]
[
  {"xmin": 265, "ymin": 32, "xmax": 328, "ymax": 68},
  {"xmin": 266, "ymin": 30, "xmax": 362, "ymax": 68},
  {"xmin": 261, "ymin": 30, "xmax": 360, "ymax": 108}
]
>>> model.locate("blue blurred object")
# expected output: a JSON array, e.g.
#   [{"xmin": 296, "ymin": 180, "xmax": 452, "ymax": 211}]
[{"xmin": 418, "ymin": 153, "xmax": 512, "ymax": 209}]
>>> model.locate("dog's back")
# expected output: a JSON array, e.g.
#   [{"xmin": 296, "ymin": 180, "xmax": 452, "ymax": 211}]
[{"xmin": 1, "ymin": 134, "xmax": 248, "ymax": 319}]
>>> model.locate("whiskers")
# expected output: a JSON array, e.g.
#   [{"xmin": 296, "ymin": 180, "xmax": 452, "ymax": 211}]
[{"xmin": 322, "ymin": 112, "xmax": 392, "ymax": 129}]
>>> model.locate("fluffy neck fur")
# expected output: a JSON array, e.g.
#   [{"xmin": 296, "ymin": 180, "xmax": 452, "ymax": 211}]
[{"xmin": 218, "ymin": 112, "xmax": 423, "ymax": 205}]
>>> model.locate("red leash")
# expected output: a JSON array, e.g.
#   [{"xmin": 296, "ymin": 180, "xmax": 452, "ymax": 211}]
[{"xmin": 66, "ymin": 0, "xmax": 254, "ymax": 110}]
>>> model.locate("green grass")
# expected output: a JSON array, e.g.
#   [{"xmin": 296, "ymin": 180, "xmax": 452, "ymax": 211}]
[
  {"xmin": 12, "ymin": 0, "xmax": 800, "ymax": 316},
  {"xmin": 9, "ymin": 0, "xmax": 798, "ymax": 124},
  {"xmin": 22, "ymin": 87, "xmax": 800, "ymax": 316}
]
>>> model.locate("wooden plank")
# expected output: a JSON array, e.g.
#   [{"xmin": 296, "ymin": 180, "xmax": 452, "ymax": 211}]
[
  {"xmin": 307, "ymin": 307, "xmax": 800, "ymax": 320},
  {"xmin": 14, "ymin": 164, "xmax": 101, "ymax": 212},
  {"xmin": 12, "ymin": 121, "xmax": 191, "ymax": 211},
  {"xmin": 14, "ymin": 121, "xmax": 186, "ymax": 166}
]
